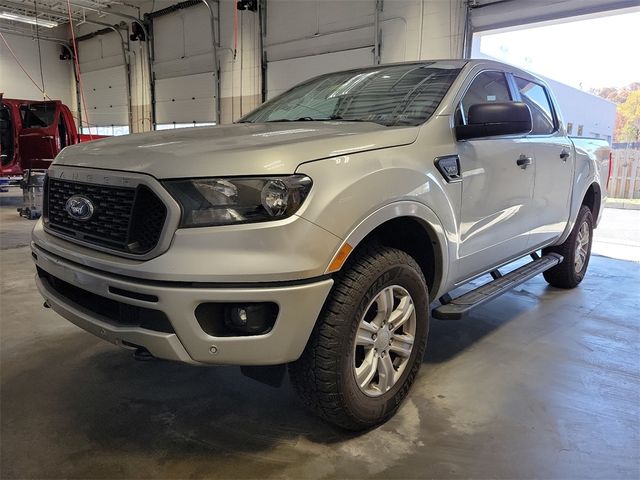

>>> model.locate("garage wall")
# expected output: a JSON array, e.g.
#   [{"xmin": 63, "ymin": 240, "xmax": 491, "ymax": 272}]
[
  {"xmin": 220, "ymin": 1, "xmax": 262, "ymax": 122},
  {"xmin": 0, "ymin": 32, "xmax": 75, "ymax": 111},
  {"xmin": 150, "ymin": 1, "xmax": 261, "ymax": 125},
  {"xmin": 70, "ymin": 0, "xmax": 468, "ymax": 130},
  {"xmin": 264, "ymin": 0, "xmax": 467, "ymax": 98}
]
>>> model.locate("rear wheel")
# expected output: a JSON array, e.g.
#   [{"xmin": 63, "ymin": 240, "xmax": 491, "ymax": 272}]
[
  {"xmin": 289, "ymin": 244, "xmax": 429, "ymax": 430},
  {"xmin": 543, "ymin": 205, "xmax": 593, "ymax": 288}
]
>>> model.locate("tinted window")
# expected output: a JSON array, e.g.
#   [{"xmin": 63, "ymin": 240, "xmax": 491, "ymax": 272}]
[
  {"xmin": 20, "ymin": 103, "xmax": 56, "ymax": 128},
  {"xmin": 458, "ymin": 71, "xmax": 512, "ymax": 124},
  {"xmin": 240, "ymin": 62, "xmax": 464, "ymax": 127},
  {"xmin": 514, "ymin": 77, "xmax": 555, "ymax": 135},
  {"xmin": 1, "ymin": 104, "xmax": 14, "ymax": 166}
]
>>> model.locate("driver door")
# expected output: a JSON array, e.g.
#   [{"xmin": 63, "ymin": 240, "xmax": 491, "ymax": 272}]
[{"xmin": 18, "ymin": 101, "xmax": 61, "ymax": 170}]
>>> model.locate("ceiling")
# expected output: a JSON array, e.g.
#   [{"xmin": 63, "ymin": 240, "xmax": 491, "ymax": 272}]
[{"xmin": 0, "ymin": 0, "xmax": 138, "ymax": 35}]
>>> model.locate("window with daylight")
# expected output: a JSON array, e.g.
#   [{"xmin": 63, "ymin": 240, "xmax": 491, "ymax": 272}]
[{"xmin": 514, "ymin": 77, "xmax": 555, "ymax": 135}]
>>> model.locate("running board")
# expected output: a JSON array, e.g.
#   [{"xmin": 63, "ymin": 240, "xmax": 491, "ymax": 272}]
[{"xmin": 432, "ymin": 253, "xmax": 563, "ymax": 320}]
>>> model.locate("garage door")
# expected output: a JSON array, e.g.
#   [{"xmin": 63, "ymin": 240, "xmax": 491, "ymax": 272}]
[
  {"xmin": 267, "ymin": 48, "xmax": 372, "ymax": 99},
  {"xmin": 155, "ymin": 73, "xmax": 216, "ymax": 124},
  {"xmin": 265, "ymin": 16, "xmax": 406, "ymax": 99},
  {"xmin": 78, "ymin": 32, "xmax": 129, "ymax": 128},
  {"xmin": 471, "ymin": 0, "xmax": 639, "ymax": 31},
  {"xmin": 152, "ymin": 4, "xmax": 218, "ymax": 124}
]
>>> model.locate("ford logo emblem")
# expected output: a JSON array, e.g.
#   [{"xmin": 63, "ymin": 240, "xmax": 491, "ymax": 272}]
[{"xmin": 65, "ymin": 195, "xmax": 95, "ymax": 221}]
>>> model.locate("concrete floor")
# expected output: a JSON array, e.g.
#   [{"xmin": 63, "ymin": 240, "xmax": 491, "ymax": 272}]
[{"xmin": 1, "ymin": 188, "xmax": 639, "ymax": 479}]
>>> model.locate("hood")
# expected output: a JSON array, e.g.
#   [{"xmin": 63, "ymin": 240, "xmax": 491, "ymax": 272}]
[{"xmin": 55, "ymin": 122, "xmax": 419, "ymax": 179}]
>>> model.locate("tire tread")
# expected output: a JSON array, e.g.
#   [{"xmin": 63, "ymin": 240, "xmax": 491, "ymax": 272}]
[
  {"xmin": 289, "ymin": 243, "xmax": 428, "ymax": 430},
  {"xmin": 542, "ymin": 205, "xmax": 593, "ymax": 289}
]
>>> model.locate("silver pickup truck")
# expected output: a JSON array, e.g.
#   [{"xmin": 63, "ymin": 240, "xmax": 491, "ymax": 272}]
[{"xmin": 32, "ymin": 59, "xmax": 611, "ymax": 430}]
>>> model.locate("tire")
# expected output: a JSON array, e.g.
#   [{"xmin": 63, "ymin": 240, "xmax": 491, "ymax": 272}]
[
  {"xmin": 542, "ymin": 205, "xmax": 593, "ymax": 289},
  {"xmin": 289, "ymin": 243, "xmax": 430, "ymax": 430}
]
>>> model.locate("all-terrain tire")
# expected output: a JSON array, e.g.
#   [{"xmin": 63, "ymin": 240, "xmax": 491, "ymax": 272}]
[
  {"xmin": 542, "ymin": 205, "xmax": 593, "ymax": 289},
  {"xmin": 289, "ymin": 243, "xmax": 430, "ymax": 430}
]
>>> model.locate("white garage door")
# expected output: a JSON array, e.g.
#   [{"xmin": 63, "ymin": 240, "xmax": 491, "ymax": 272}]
[
  {"xmin": 471, "ymin": 0, "xmax": 638, "ymax": 31},
  {"xmin": 152, "ymin": 4, "xmax": 218, "ymax": 124},
  {"xmin": 264, "ymin": 2, "xmax": 413, "ymax": 99},
  {"xmin": 266, "ymin": 48, "xmax": 373, "ymax": 99},
  {"xmin": 155, "ymin": 72, "xmax": 216, "ymax": 124},
  {"xmin": 78, "ymin": 32, "xmax": 129, "ymax": 128}
]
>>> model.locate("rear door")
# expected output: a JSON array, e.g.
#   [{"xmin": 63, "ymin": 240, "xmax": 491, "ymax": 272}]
[
  {"xmin": 511, "ymin": 76, "xmax": 574, "ymax": 248},
  {"xmin": 1, "ymin": 102, "xmax": 18, "ymax": 175},
  {"xmin": 454, "ymin": 70, "xmax": 537, "ymax": 281},
  {"xmin": 17, "ymin": 101, "xmax": 61, "ymax": 170}
]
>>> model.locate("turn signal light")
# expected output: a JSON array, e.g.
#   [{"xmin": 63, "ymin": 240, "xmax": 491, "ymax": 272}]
[{"xmin": 326, "ymin": 243, "xmax": 353, "ymax": 273}]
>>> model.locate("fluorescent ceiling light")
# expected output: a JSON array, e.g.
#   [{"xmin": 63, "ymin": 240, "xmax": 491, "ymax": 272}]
[{"xmin": 0, "ymin": 12, "xmax": 58, "ymax": 28}]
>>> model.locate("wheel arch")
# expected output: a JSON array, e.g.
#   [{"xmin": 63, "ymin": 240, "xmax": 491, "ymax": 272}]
[
  {"xmin": 325, "ymin": 202, "xmax": 449, "ymax": 301},
  {"xmin": 582, "ymin": 182, "xmax": 602, "ymax": 224}
]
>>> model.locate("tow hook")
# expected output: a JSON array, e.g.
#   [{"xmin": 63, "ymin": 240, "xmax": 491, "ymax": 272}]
[{"xmin": 133, "ymin": 347, "xmax": 155, "ymax": 361}]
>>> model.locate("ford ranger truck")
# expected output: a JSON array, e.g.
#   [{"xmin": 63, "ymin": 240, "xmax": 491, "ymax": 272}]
[{"xmin": 32, "ymin": 60, "xmax": 610, "ymax": 430}]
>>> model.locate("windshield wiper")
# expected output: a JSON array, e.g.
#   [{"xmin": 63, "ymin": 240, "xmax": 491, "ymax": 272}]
[
  {"xmin": 264, "ymin": 117, "xmax": 315, "ymax": 122},
  {"xmin": 327, "ymin": 116, "xmax": 367, "ymax": 122},
  {"xmin": 267, "ymin": 116, "xmax": 373, "ymax": 122},
  {"xmin": 327, "ymin": 116, "xmax": 389, "ymax": 126},
  {"xmin": 246, "ymin": 116, "xmax": 388, "ymax": 125}
]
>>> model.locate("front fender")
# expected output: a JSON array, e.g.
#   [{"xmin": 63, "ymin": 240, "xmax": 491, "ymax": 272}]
[
  {"xmin": 295, "ymin": 146, "xmax": 461, "ymax": 298},
  {"xmin": 330, "ymin": 201, "xmax": 451, "ymax": 298}
]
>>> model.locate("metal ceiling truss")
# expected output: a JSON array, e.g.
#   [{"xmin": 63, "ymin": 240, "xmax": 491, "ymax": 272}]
[{"xmin": 0, "ymin": 0, "xmax": 139, "ymax": 33}]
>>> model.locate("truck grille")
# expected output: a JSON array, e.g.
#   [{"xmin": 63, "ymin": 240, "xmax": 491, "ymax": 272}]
[
  {"xmin": 43, "ymin": 177, "xmax": 167, "ymax": 255},
  {"xmin": 37, "ymin": 267, "xmax": 174, "ymax": 334}
]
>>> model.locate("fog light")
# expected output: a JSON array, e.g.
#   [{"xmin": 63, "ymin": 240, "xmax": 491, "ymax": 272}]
[
  {"xmin": 225, "ymin": 304, "xmax": 277, "ymax": 335},
  {"xmin": 195, "ymin": 302, "xmax": 279, "ymax": 336}
]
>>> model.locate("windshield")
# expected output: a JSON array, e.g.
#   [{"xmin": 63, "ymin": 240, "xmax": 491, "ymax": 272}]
[{"xmin": 240, "ymin": 62, "xmax": 464, "ymax": 127}]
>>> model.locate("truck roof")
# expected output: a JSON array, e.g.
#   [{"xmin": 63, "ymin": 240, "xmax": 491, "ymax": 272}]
[{"xmin": 306, "ymin": 59, "xmax": 551, "ymax": 89}]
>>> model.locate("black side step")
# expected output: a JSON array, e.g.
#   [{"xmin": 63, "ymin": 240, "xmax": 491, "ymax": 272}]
[{"xmin": 432, "ymin": 253, "xmax": 563, "ymax": 320}]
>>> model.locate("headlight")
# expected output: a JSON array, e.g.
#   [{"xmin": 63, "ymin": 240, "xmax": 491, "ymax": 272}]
[{"xmin": 164, "ymin": 175, "xmax": 312, "ymax": 227}]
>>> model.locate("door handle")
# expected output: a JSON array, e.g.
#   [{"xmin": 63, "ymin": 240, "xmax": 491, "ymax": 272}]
[
  {"xmin": 516, "ymin": 155, "xmax": 533, "ymax": 169},
  {"xmin": 560, "ymin": 149, "xmax": 570, "ymax": 161},
  {"xmin": 41, "ymin": 135, "xmax": 54, "ymax": 140}
]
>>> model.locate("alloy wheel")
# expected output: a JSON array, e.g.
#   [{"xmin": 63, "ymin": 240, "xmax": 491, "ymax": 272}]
[
  {"xmin": 574, "ymin": 221, "xmax": 590, "ymax": 273},
  {"xmin": 352, "ymin": 285, "xmax": 417, "ymax": 397}
]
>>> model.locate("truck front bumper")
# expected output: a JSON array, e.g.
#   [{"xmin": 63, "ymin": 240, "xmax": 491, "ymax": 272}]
[{"xmin": 33, "ymin": 243, "xmax": 333, "ymax": 365}]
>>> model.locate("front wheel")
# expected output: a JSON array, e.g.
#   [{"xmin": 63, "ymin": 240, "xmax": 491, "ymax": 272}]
[
  {"xmin": 289, "ymin": 244, "xmax": 430, "ymax": 430},
  {"xmin": 542, "ymin": 205, "xmax": 594, "ymax": 289}
]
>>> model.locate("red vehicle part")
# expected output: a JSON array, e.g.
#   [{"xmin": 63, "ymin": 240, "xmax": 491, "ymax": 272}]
[{"xmin": 1, "ymin": 98, "xmax": 107, "ymax": 178}]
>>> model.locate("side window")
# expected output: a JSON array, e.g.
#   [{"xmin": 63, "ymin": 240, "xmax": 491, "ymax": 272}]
[
  {"xmin": 458, "ymin": 71, "xmax": 512, "ymax": 124},
  {"xmin": 514, "ymin": 77, "xmax": 556, "ymax": 135},
  {"xmin": 20, "ymin": 103, "xmax": 57, "ymax": 129},
  {"xmin": 58, "ymin": 115, "xmax": 69, "ymax": 149}
]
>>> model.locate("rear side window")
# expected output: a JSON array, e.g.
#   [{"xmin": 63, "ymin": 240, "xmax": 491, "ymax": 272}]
[
  {"xmin": 514, "ymin": 77, "xmax": 555, "ymax": 135},
  {"xmin": 1, "ymin": 104, "xmax": 14, "ymax": 166},
  {"xmin": 458, "ymin": 71, "xmax": 512, "ymax": 124},
  {"xmin": 20, "ymin": 103, "xmax": 56, "ymax": 129}
]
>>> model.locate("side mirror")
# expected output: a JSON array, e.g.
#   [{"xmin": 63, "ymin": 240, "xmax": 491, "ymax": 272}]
[{"xmin": 455, "ymin": 102, "xmax": 532, "ymax": 141}]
